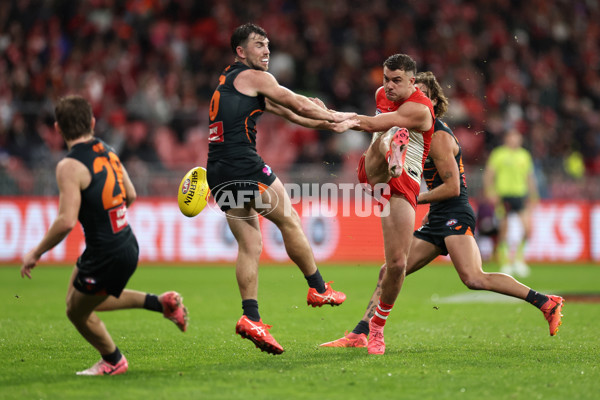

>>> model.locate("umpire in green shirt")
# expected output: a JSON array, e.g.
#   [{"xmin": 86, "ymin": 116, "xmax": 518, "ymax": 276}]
[{"xmin": 483, "ymin": 128, "xmax": 539, "ymax": 277}]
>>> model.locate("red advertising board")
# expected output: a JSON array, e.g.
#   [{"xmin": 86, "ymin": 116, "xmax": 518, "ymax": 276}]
[{"xmin": 0, "ymin": 197, "xmax": 596, "ymax": 264}]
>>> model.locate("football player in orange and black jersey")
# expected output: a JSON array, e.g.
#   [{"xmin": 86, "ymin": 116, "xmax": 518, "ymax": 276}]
[
  {"xmin": 417, "ymin": 117, "xmax": 475, "ymax": 244},
  {"xmin": 21, "ymin": 95, "xmax": 188, "ymax": 376},
  {"xmin": 320, "ymin": 72, "xmax": 564, "ymax": 350},
  {"xmin": 205, "ymin": 23, "xmax": 358, "ymax": 355}
]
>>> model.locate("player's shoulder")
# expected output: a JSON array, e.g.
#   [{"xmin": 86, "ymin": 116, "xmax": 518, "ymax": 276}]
[
  {"xmin": 434, "ymin": 119, "xmax": 453, "ymax": 134},
  {"xmin": 375, "ymin": 86, "xmax": 385, "ymax": 101},
  {"xmin": 412, "ymin": 87, "xmax": 434, "ymax": 105},
  {"xmin": 237, "ymin": 66, "xmax": 273, "ymax": 81},
  {"xmin": 403, "ymin": 88, "xmax": 433, "ymax": 116},
  {"xmin": 236, "ymin": 68, "xmax": 277, "ymax": 95},
  {"xmin": 56, "ymin": 156, "xmax": 88, "ymax": 179}
]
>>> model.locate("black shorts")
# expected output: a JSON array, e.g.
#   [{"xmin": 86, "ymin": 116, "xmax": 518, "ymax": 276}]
[
  {"xmin": 207, "ymin": 158, "xmax": 277, "ymax": 212},
  {"xmin": 73, "ymin": 235, "xmax": 139, "ymax": 297},
  {"xmin": 413, "ymin": 209, "xmax": 476, "ymax": 256},
  {"xmin": 501, "ymin": 196, "xmax": 527, "ymax": 213}
]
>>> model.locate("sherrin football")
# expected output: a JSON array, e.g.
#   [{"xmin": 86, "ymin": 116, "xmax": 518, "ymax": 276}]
[{"xmin": 177, "ymin": 166, "xmax": 210, "ymax": 217}]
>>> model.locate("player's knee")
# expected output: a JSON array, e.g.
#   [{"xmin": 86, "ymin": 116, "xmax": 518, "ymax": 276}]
[
  {"xmin": 239, "ymin": 240, "xmax": 263, "ymax": 259},
  {"xmin": 66, "ymin": 304, "xmax": 81, "ymax": 323},
  {"xmin": 461, "ymin": 273, "xmax": 487, "ymax": 290},
  {"xmin": 272, "ymin": 208, "xmax": 301, "ymax": 231},
  {"xmin": 386, "ymin": 259, "xmax": 407, "ymax": 277}
]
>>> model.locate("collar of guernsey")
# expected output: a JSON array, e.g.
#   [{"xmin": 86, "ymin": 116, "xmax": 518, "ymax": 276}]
[{"xmin": 375, "ymin": 87, "xmax": 435, "ymax": 184}]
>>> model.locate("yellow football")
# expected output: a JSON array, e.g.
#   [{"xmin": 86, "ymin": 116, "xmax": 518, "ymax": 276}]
[{"xmin": 177, "ymin": 166, "xmax": 210, "ymax": 217}]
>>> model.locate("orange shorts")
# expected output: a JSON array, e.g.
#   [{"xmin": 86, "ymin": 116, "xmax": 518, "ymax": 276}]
[{"xmin": 357, "ymin": 154, "xmax": 420, "ymax": 210}]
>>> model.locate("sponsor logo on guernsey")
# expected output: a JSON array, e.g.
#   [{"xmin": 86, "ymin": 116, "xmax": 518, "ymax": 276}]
[
  {"xmin": 262, "ymin": 165, "xmax": 272, "ymax": 176},
  {"xmin": 446, "ymin": 219, "xmax": 458, "ymax": 226},
  {"xmin": 208, "ymin": 121, "xmax": 224, "ymax": 142},
  {"xmin": 109, "ymin": 203, "xmax": 128, "ymax": 233},
  {"xmin": 184, "ymin": 170, "xmax": 198, "ymax": 205}
]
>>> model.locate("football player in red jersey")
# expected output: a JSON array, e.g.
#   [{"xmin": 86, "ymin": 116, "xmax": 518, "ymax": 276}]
[
  {"xmin": 348, "ymin": 54, "xmax": 436, "ymax": 354},
  {"xmin": 320, "ymin": 72, "xmax": 564, "ymax": 351},
  {"xmin": 21, "ymin": 96, "xmax": 188, "ymax": 375}
]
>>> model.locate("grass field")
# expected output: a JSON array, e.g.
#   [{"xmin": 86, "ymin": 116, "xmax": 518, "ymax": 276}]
[{"xmin": 1, "ymin": 263, "xmax": 599, "ymax": 400}]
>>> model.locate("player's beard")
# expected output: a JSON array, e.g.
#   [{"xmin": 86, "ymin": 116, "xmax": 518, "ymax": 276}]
[{"xmin": 249, "ymin": 56, "xmax": 268, "ymax": 71}]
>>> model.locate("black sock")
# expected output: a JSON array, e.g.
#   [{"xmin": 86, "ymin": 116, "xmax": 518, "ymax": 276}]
[
  {"xmin": 143, "ymin": 294, "xmax": 163, "ymax": 312},
  {"xmin": 352, "ymin": 320, "xmax": 370, "ymax": 335},
  {"xmin": 242, "ymin": 299, "xmax": 260, "ymax": 322},
  {"xmin": 525, "ymin": 289, "xmax": 549, "ymax": 309},
  {"xmin": 102, "ymin": 347, "xmax": 122, "ymax": 366},
  {"xmin": 305, "ymin": 269, "xmax": 326, "ymax": 293}
]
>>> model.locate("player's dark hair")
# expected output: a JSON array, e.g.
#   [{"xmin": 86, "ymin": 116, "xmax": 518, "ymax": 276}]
[
  {"xmin": 383, "ymin": 54, "xmax": 417, "ymax": 76},
  {"xmin": 230, "ymin": 23, "xmax": 267, "ymax": 55},
  {"xmin": 55, "ymin": 95, "xmax": 93, "ymax": 141},
  {"xmin": 416, "ymin": 71, "xmax": 449, "ymax": 118}
]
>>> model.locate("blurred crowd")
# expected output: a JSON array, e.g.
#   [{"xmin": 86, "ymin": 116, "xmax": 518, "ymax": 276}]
[{"xmin": 0, "ymin": 0, "xmax": 599, "ymax": 198}]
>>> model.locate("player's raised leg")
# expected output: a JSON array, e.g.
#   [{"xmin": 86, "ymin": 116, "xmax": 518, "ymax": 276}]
[{"xmin": 381, "ymin": 127, "xmax": 409, "ymax": 178}]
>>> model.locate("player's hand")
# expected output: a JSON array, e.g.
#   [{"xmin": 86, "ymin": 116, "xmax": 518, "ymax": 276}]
[
  {"xmin": 309, "ymin": 97, "xmax": 328, "ymax": 110},
  {"xmin": 330, "ymin": 118, "xmax": 360, "ymax": 133},
  {"xmin": 330, "ymin": 111, "xmax": 357, "ymax": 123},
  {"xmin": 21, "ymin": 250, "xmax": 39, "ymax": 279}
]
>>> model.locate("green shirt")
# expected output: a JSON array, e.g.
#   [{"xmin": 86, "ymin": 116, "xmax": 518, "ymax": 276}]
[{"xmin": 486, "ymin": 145, "xmax": 533, "ymax": 197}]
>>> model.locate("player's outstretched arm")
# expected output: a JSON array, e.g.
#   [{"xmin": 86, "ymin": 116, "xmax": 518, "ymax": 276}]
[
  {"xmin": 265, "ymin": 98, "xmax": 359, "ymax": 133},
  {"xmin": 240, "ymin": 69, "xmax": 356, "ymax": 122},
  {"xmin": 356, "ymin": 102, "xmax": 431, "ymax": 133}
]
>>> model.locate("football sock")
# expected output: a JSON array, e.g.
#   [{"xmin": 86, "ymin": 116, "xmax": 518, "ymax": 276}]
[
  {"xmin": 525, "ymin": 290, "xmax": 549, "ymax": 309},
  {"xmin": 143, "ymin": 294, "xmax": 163, "ymax": 312},
  {"xmin": 352, "ymin": 320, "xmax": 370, "ymax": 335},
  {"xmin": 102, "ymin": 347, "xmax": 122, "ymax": 366},
  {"xmin": 371, "ymin": 301, "xmax": 394, "ymax": 327},
  {"xmin": 242, "ymin": 299, "xmax": 260, "ymax": 322},
  {"xmin": 305, "ymin": 269, "xmax": 326, "ymax": 293}
]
